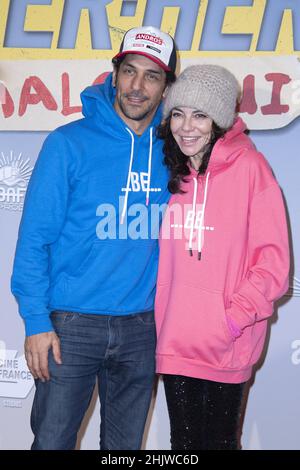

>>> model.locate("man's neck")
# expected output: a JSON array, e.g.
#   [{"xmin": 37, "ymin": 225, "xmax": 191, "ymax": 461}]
[
  {"xmin": 126, "ymin": 120, "xmax": 151, "ymax": 136},
  {"xmin": 114, "ymin": 104, "xmax": 157, "ymax": 136}
]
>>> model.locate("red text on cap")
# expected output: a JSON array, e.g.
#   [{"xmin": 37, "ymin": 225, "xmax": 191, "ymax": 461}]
[{"xmin": 135, "ymin": 34, "xmax": 163, "ymax": 45}]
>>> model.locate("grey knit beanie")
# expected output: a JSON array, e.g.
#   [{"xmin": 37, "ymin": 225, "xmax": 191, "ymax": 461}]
[{"xmin": 163, "ymin": 64, "xmax": 240, "ymax": 129}]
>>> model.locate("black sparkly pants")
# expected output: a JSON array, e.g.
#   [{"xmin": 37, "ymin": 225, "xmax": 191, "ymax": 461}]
[{"xmin": 163, "ymin": 374, "xmax": 246, "ymax": 450}]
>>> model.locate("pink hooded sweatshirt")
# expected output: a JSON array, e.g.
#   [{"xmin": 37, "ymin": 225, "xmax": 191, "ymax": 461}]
[{"xmin": 155, "ymin": 118, "xmax": 290, "ymax": 383}]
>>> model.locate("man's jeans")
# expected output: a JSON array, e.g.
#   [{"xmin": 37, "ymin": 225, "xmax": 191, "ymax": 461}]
[{"xmin": 31, "ymin": 310, "xmax": 156, "ymax": 450}]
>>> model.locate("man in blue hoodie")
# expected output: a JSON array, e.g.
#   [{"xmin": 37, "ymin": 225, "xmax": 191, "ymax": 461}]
[{"xmin": 11, "ymin": 26, "xmax": 177, "ymax": 450}]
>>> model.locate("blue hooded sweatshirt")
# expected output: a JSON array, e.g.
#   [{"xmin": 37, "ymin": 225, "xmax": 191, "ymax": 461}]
[{"xmin": 11, "ymin": 74, "xmax": 170, "ymax": 336}]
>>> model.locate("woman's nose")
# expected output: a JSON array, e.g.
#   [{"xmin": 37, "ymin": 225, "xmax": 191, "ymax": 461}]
[{"xmin": 181, "ymin": 117, "xmax": 193, "ymax": 132}]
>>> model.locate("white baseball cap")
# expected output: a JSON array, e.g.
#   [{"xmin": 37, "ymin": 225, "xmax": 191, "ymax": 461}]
[{"xmin": 113, "ymin": 26, "xmax": 177, "ymax": 74}]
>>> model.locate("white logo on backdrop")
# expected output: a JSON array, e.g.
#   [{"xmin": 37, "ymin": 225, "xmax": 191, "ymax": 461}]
[
  {"xmin": 248, "ymin": 421, "xmax": 262, "ymax": 450},
  {"xmin": 291, "ymin": 340, "xmax": 300, "ymax": 366},
  {"xmin": 0, "ymin": 341, "xmax": 34, "ymax": 399},
  {"xmin": 285, "ymin": 276, "xmax": 300, "ymax": 298},
  {"xmin": 0, "ymin": 151, "xmax": 33, "ymax": 211}
]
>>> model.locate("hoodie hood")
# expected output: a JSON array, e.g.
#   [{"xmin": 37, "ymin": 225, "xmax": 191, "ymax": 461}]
[
  {"xmin": 185, "ymin": 117, "xmax": 255, "ymax": 180},
  {"xmin": 81, "ymin": 74, "xmax": 116, "ymax": 119},
  {"xmin": 208, "ymin": 117, "xmax": 254, "ymax": 173}
]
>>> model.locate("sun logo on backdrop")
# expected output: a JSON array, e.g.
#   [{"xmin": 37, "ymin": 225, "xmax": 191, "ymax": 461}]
[
  {"xmin": 0, "ymin": 151, "xmax": 32, "ymax": 187},
  {"xmin": 0, "ymin": 151, "xmax": 33, "ymax": 211}
]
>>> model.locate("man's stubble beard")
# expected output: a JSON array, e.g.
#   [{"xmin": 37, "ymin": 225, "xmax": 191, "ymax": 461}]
[{"xmin": 117, "ymin": 94, "xmax": 156, "ymax": 122}]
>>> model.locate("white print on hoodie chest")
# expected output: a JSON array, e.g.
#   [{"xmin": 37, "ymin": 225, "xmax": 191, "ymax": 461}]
[
  {"xmin": 171, "ymin": 209, "xmax": 214, "ymax": 232},
  {"xmin": 167, "ymin": 203, "xmax": 215, "ymax": 255},
  {"xmin": 121, "ymin": 172, "xmax": 161, "ymax": 193}
]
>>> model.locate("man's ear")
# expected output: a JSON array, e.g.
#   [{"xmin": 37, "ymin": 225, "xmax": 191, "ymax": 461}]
[
  {"xmin": 112, "ymin": 67, "xmax": 117, "ymax": 87},
  {"xmin": 162, "ymin": 85, "xmax": 169, "ymax": 99}
]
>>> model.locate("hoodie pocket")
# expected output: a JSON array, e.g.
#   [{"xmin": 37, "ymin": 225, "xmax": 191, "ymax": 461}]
[
  {"xmin": 157, "ymin": 283, "xmax": 234, "ymax": 368},
  {"xmin": 52, "ymin": 239, "xmax": 158, "ymax": 312}
]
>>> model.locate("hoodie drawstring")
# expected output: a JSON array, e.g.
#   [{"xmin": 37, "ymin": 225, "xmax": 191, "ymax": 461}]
[
  {"xmin": 189, "ymin": 172, "xmax": 210, "ymax": 260},
  {"xmin": 121, "ymin": 127, "xmax": 154, "ymax": 224},
  {"xmin": 197, "ymin": 171, "xmax": 210, "ymax": 260},
  {"xmin": 146, "ymin": 127, "xmax": 153, "ymax": 206},
  {"xmin": 121, "ymin": 127, "xmax": 135, "ymax": 224},
  {"xmin": 189, "ymin": 177, "xmax": 198, "ymax": 256}
]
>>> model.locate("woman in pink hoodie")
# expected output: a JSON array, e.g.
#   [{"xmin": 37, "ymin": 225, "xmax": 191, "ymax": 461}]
[{"xmin": 155, "ymin": 65, "xmax": 290, "ymax": 450}]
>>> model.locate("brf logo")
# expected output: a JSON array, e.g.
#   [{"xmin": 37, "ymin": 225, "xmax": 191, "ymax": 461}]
[{"xmin": 0, "ymin": 151, "xmax": 33, "ymax": 211}]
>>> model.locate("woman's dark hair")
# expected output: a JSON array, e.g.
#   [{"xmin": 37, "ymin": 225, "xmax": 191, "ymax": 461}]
[{"xmin": 157, "ymin": 114, "xmax": 227, "ymax": 194}]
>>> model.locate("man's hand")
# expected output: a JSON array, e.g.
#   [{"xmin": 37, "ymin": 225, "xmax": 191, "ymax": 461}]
[{"xmin": 25, "ymin": 332, "xmax": 62, "ymax": 382}]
